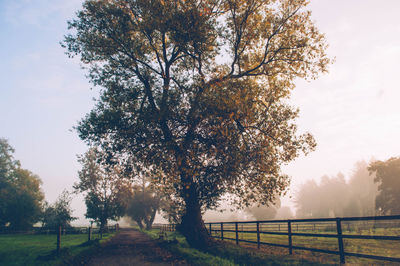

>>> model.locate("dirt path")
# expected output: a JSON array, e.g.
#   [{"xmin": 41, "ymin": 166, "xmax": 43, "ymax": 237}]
[{"xmin": 81, "ymin": 229, "xmax": 189, "ymax": 266}]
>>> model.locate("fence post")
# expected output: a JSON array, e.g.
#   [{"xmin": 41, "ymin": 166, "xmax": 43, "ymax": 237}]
[
  {"xmin": 288, "ymin": 220, "xmax": 292, "ymax": 255},
  {"xmin": 209, "ymin": 223, "xmax": 212, "ymax": 236},
  {"xmin": 336, "ymin": 218, "xmax": 345, "ymax": 264},
  {"xmin": 88, "ymin": 227, "xmax": 92, "ymax": 241},
  {"xmin": 235, "ymin": 222, "xmax": 239, "ymax": 245},
  {"xmin": 57, "ymin": 225, "xmax": 61, "ymax": 252},
  {"xmin": 257, "ymin": 222, "xmax": 260, "ymax": 249},
  {"xmin": 220, "ymin": 222, "xmax": 224, "ymax": 240}
]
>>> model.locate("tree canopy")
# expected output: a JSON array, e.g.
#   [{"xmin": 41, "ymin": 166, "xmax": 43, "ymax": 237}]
[
  {"xmin": 369, "ymin": 157, "xmax": 400, "ymax": 215},
  {"xmin": 63, "ymin": 0, "xmax": 330, "ymax": 247},
  {"xmin": 0, "ymin": 138, "xmax": 44, "ymax": 230}
]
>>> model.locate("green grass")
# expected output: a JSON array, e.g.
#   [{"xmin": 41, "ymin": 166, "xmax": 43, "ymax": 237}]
[
  {"xmin": 145, "ymin": 229, "xmax": 236, "ymax": 265},
  {"xmin": 0, "ymin": 232, "xmax": 115, "ymax": 266},
  {"xmin": 143, "ymin": 228, "xmax": 329, "ymax": 265}
]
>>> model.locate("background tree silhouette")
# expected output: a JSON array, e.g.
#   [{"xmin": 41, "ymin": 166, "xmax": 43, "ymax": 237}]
[
  {"xmin": 295, "ymin": 160, "xmax": 378, "ymax": 218},
  {"xmin": 125, "ymin": 184, "xmax": 161, "ymax": 230}
]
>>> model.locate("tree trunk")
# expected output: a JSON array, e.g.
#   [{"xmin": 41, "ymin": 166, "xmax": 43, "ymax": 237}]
[
  {"xmin": 135, "ymin": 219, "xmax": 144, "ymax": 230},
  {"xmin": 100, "ymin": 218, "xmax": 107, "ymax": 239},
  {"xmin": 145, "ymin": 208, "xmax": 157, "ymax": 230},
  {"xmin": 178, "ymin": 190, "xmax": 212, "ymax": 250}
]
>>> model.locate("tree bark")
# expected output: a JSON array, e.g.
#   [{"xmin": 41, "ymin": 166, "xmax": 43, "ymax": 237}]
[
  {"xmin": 100, "ymin": 218, "xmax": 107, "ymax": 239},
  {"xmin": 145, "ymin": 208, "xmax": 157, "ymax": 230},
  {"xmin": 178, "ymin": 188, "xmax": 212, "ymax": 250},
  {"xmin": 135, "ymin": 219, "xmax": 144, "ymax": 230}
]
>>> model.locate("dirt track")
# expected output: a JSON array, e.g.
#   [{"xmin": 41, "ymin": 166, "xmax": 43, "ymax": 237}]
[{"xmin": 82, "ymin": 229, "xmax": 188, "ymax": 266}]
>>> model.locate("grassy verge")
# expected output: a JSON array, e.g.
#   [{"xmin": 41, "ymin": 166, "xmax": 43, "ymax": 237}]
[
  {"xmin": 144, "ymin": 228, "xmax": 236, "ymax": 265},
  {"xmin": 0, "ymin": 232, "xmax": 116, "ymax": 266},
  {"xmin": 143, "ymin": 229, "xmax": 329, "ymax": 265}
]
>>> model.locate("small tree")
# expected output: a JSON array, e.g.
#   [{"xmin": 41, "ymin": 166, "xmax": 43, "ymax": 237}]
[
  {"xmin": 42, "ymin": 190, "xmax": 77, "ymax": 230},
  {"xmin": 75, "ymin": 147, "xmax": 131, "ymax": 233}
]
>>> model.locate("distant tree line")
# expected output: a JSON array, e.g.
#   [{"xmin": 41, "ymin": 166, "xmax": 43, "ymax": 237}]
[{"xmin": 295, "ymin": 158, "xmax": 400, "ymax": 218}]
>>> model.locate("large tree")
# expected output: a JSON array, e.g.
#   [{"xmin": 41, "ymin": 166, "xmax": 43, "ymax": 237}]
[
  {"xmin": 369, "ymin": 157, "xmax": 400, "ymax": 215},
  {"xmin": 64, "ymin": 0, "xmax": 329, "ymax": 248},
  {"xmin": 75, "ymin": 148, "xmax": 132, "ymax": 232},
  {"xmin": 0, "ymin": 139, "xmax": 44, "ymax": 230}
]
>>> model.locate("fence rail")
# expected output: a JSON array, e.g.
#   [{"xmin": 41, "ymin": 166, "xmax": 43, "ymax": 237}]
[
  {"xmin": 159, "ymin": 215, "xmax": 400, "ymax": 264},
  {"xmin": 0, "ymin": 224, "xmax": 120, "ymax": 252}
]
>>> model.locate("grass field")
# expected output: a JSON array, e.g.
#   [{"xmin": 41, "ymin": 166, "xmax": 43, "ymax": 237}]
[
  {"xmin": 208, "ymin": 220, "xmax": 400, "ymax": 264},
  {"xmin": 0, "ymin": 232, "xmax": 115, "ymax": 266}
]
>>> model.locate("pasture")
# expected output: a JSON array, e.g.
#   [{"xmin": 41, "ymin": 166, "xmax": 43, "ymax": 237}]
[
  {"xmin": 206, "ymin": 216, "xmax": 400, "ymax": 264},
  {"xmin": 0, "ymin": 231, "xmax": 114, "ymax": 266}
]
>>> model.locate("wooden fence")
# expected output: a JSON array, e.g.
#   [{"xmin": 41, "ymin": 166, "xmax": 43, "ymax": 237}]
[
  {"xmin": 0, "ymin": 224, "xmax": 119, "ymax": 252},
  {"xmin": 159, "ymin": 215, "xmax": 400, "ymax": 264},
  {"xmin": 55, "ymin": 224, "xmax": 119, "ymax": 251}
]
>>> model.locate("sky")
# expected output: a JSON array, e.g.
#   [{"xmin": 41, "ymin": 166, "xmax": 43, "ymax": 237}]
[{"xmin": 1, "ymin": 0, "xmax": 400, "ymax": 224}]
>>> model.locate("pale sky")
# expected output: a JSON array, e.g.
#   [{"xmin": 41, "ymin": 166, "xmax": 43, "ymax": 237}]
[{"xmin": 1, "ymin": 0, "xmax": 399, "ymax": 224}]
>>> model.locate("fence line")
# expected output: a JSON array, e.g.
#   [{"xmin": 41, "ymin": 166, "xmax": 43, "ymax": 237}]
[
  {"xmin": 159, "ymin": 215, "xmax": 400, "ymax": 264},
  {"xmin": 0, "ymin": 224, "xmax": 119, "ymax": 252}
]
